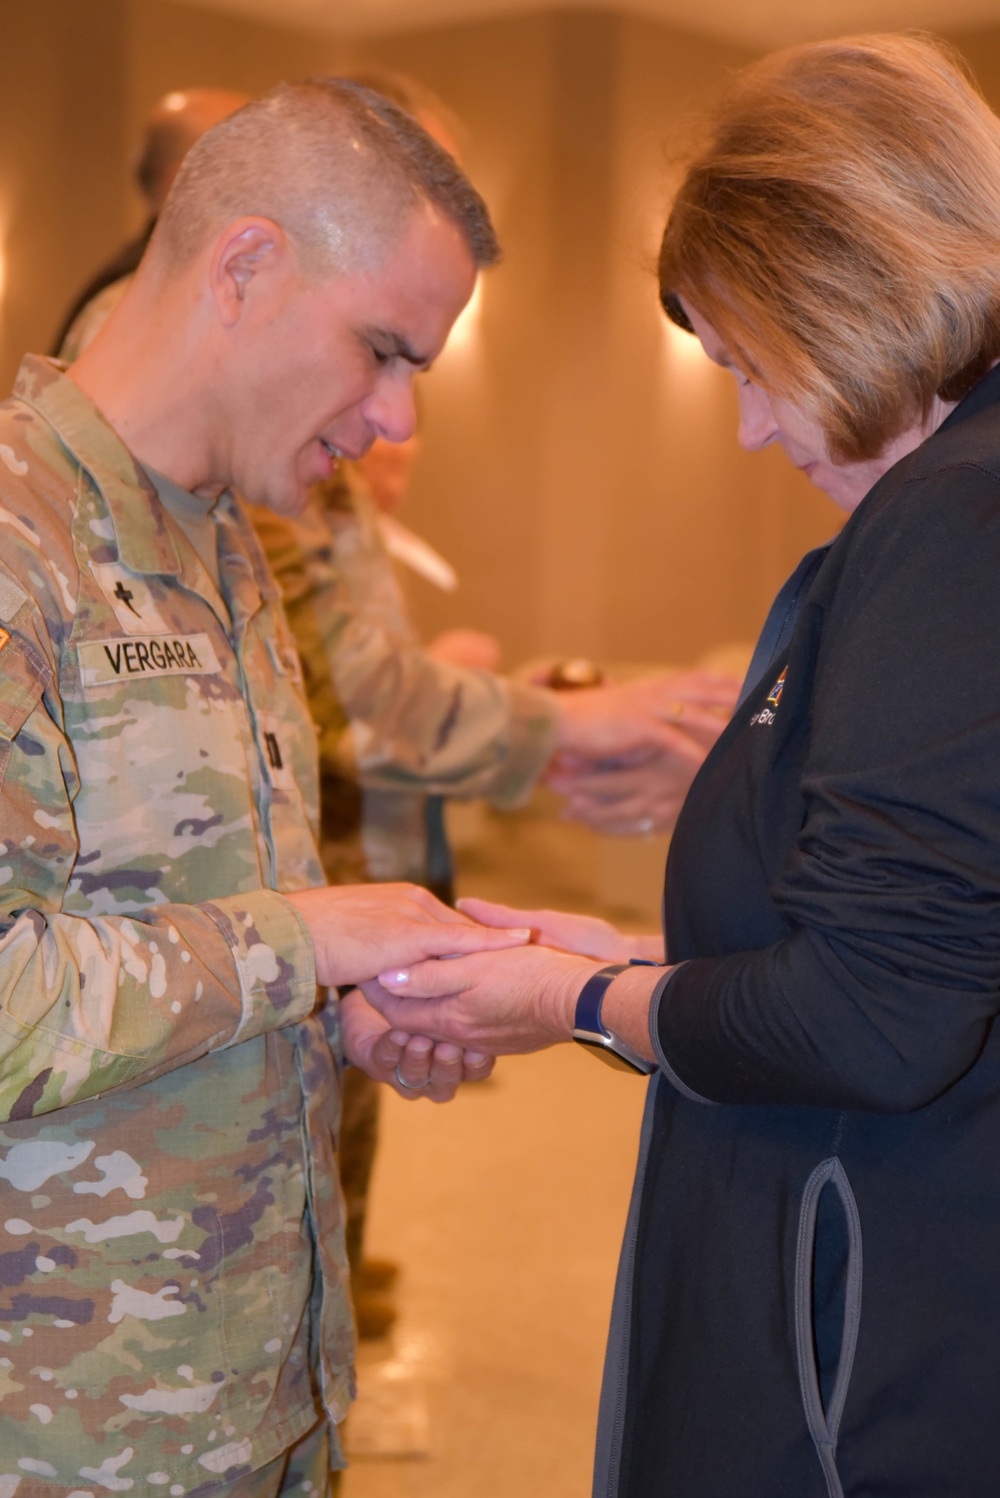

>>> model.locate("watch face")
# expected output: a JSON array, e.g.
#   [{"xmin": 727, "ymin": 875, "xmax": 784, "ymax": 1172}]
[{"xmin": 574, "ymin": 1035, "xmax": 653, "ymax": 1075}]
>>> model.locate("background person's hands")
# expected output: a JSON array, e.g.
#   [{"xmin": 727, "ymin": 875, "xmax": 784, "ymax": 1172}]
[
  {"xmin": 553, "ymin": 668, "xmax": 740, "ymax": 764},
  {"xmin": 547, "ymin": 746, "xmax": 694, "ymax": 835},
  {"xmin": 286, "ymin": 882, "xmax": 530, "ymax": 989},
  {"xmin": 426, "ymin": 627, "xmax": 503, "ymax": 671},
  {"xmin": 548, "ymin": 668, "xmax": 739, "ymax": 834},
  {"xmin": 456, "ymin": 895, "xmax": 664, "ymax": 964},
  {"xmin": 340, "ymin": 987, "xmax": 494, "ymax": 1102}
]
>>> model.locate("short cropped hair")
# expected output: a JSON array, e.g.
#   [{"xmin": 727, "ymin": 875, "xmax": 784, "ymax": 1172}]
[
  {"xmin": 344, "ymin": 68, "xmax": 464, "ymax": 152},
  {"xmin": 152, "ymin": 77, "xmax": 499, "ymax": 277},
  {"xmin": 658, "ymin": 34, "xmax": 1000, "ymax": 462}
]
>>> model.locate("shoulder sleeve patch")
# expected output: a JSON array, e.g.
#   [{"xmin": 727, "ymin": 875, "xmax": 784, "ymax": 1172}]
[
  {"xmin": 0, "ymin": 633, "xmax": 50, "ymax": 741},
  {"xmin": 0, "ymin": 573, "xmax": 28, "ymax": 626}
]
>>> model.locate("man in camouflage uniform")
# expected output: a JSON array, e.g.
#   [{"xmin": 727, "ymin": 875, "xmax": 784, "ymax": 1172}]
[{"xmin": 0, "ymin": 80, "xmax": 522, "ymax": 1495}]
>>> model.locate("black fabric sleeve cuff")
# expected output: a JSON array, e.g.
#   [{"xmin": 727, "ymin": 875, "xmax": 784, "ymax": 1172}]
[{"xmin": 648, "ymin": 964, "xmax": 717, "ymax": 1106}]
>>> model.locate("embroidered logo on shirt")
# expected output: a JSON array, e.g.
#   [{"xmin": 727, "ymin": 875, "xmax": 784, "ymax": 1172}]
[
  {"xmin": 751, "ymin": 667, "xmax": 787, "ymax": 728},
  {"xmin": 766, "ymin": 667, "xmax": 787, "ymax": 707},
  {"xmin": 78, "ymin": 633, "xmax": 223, "ymax": 688}
]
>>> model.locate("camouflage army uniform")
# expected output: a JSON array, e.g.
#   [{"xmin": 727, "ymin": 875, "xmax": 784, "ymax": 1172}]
[
  {"xmin": 61, "ymin": 282, "xmax": 562, "ymax": 1295},
  {"xmin": 249, "ymin": 480, "xmax": 560, "ymax": 1276},
  {"xmin": 0, "ymin": 357, "xmax": 351, "ymax": 1494}
]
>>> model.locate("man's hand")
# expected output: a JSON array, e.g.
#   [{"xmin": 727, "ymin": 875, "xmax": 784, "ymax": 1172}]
[
  {"xmin": 553, "ymin": 669, "xmax": 739, "ymax": 763},
  {"xmin": 362, "ymin": 944, "xmax": 598, "ymax": 1056},
  {"xmin": 340, "ymin": 988, "xmax": 493, "ymax": 1103},
  {"xmin": 456, "ymin": 896, "xmax": 664, "ymax": 964},
  {"xmin": 286, "ymin": 883, "xmax": 530, "ymax": 989}
]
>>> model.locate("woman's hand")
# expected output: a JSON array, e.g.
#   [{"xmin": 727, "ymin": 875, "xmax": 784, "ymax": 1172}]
[
  {"xmin": 362, "ymin": 944, "xmax": 602, "ymax": 1056},
  {"xmin": 456, "ymin": 896, "xmax": 664, "ymax": 964},
  {"xmin": 339, "ymin": 988, "xmax": 494, "ymax": 1102}
]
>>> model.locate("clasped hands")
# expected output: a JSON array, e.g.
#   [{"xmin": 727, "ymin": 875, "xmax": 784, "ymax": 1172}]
[
  {"xmin": 359, "ymin": 897, "xmax": 665, "ymax": 1077},
  {"xmin": 288, "ymin": 882, "xmax": 530, "ymax": 1105},
  {"xmin": 287, "ymin": 884, "xmax": 662, "ymax": 1106}
]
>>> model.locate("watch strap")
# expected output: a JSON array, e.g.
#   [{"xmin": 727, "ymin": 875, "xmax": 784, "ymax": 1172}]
[
  {"xmin": 573, "ymin": 964, "xmax": 630, "ymax": 1040},
  {"xmin": 573, "ymin": 963, "xmax": 655, "ymax": 1075}
]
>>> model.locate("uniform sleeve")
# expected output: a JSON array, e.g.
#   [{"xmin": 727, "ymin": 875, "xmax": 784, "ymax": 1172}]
[
  {"xmin": 253, "ymin": 499, "xmax": 561, "ymax": 809},
  {"xmin": 0, "ymin": 604, "xmax": 318, "ymax": 1122},
  {"xmin": 656, "ymin": 468, "xmax": 1000, "ymax": 1113}
]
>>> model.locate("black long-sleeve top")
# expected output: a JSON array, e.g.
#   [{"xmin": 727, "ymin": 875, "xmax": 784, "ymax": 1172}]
[
  {"xmin": 661, "ymin": 368, "xmax": 1000, "ymax": 1112},
  {"xmin": 620, "ymin": 363, "xmax": 1000, "ymax": 1498}
]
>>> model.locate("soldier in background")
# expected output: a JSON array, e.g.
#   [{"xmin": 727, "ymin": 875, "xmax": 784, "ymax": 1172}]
[{"xmin": 51, "ymin": 87, "xmax": 248, "ymax": 357}]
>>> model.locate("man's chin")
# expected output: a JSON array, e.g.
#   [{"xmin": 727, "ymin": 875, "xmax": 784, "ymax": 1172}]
[{"xmin": 252, "ymin": 481, "xmax": 314, "ymax": 517}]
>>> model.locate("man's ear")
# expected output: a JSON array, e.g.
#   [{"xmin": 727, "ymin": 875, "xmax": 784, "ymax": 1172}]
[{"xmin": 209, "ymin": 218, "xmax": 289, "ymax": 327}]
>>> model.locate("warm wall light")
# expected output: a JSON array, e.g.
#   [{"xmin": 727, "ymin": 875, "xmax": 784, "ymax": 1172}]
[
  {"xmin": 444, "ymin": 277, "xmax": 482, "ymax": 356},
  {"xmin": 661, "ymin": 315, "xmax": 705, "ymax": 367}
]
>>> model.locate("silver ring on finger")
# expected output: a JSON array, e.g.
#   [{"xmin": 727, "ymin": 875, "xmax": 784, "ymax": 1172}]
[
  {"xmin": 394, "ymin": 1063, "xmax": 430, "ymax": 1091},
  {"xmin": 636, "ymin": 817, "xmax": 655, "ymax": 835}
]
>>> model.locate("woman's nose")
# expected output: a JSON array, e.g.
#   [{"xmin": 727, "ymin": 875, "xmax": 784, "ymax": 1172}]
[{"xmin": 737, "ymin": 384, "xmax": 778, "ymax": 451}]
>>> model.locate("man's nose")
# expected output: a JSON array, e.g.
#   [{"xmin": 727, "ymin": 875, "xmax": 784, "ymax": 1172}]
[
  {"xmin": 737, "ymin": 384, "xmax": 778, "ymax": 452},
  {"xmin": 365, "ymin": 374, "xmax": 417, "ymax": 445}
]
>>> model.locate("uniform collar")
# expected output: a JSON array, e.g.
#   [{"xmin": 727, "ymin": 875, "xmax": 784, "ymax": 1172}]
[{"xmin": 13, "ymin": 355, "xmax": 183, "ymax": 578}]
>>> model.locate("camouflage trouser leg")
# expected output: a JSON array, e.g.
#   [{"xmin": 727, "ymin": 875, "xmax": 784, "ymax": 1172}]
[
  {"xmin": 339, "ymin": 1065, "xmax": 382, "ymax": 1275},
  {"xmin": 1, "ymin": 1421, "xmax": 344, "ymax": 1498},
  {"xmin": 208, "ymin": 1418, "xmax": 343, "ymax": 1496}
]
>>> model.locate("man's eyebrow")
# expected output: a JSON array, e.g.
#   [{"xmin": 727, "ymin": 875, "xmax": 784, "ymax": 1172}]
[{"xmin": 368, "ymin": 328, "xmax": 429, "ymax": 367}]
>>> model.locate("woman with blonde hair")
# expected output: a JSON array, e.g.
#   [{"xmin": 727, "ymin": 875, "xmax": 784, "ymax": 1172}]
[{"xmin": 368, "ymin": 33, "xmax": 1000, "ymax": 1496}]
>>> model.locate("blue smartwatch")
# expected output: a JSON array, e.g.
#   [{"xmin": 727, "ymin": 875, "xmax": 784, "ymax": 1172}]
[{"xmin": 572, "ymin": 964, "xmax": 656, "ymax": 1075}]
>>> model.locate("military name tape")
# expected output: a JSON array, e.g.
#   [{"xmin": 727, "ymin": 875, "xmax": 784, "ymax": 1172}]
[{"xmin": 78, "ymin": 632, "xmax": 222, "ymax": 687}]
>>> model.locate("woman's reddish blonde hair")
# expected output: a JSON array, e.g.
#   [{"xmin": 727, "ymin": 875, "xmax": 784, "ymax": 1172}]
[{"xmin": 659, "ymin": 34, "xmax": 1000, "ymax": 461}]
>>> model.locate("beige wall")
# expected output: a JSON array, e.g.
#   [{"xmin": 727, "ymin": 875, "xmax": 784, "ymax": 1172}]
[
  {"xmin": 3, "ymin": 7, "xmax": 1000, "ymax": 670},
  {"xmin": 0, "ymin": 0, "xmax": 130, "ymax": 386},
  {"xmin": 947, "ymin": 23, "xmax": 1000, "ymax": 107},
  {"xmin": 0, "ymin": 0, "xmax": 343, "ymax": 383},
  {"xmin": 125, "ymin": 1, "xmax": 343, "ymax": 228}
]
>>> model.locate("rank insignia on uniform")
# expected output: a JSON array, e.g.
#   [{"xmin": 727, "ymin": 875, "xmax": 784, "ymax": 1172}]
[
  {"xmin": 0, "ymin": 628, "xmax": 10, "ymax": 653},
  {"xmin": 767, "ymin": 667, "xmax": 787, "ymax": 707}
]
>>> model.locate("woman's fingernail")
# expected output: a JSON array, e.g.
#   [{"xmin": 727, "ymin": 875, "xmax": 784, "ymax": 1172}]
[{"xmin": 379, "ymin": 970, "xmax": 409, "ymax": 987}]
